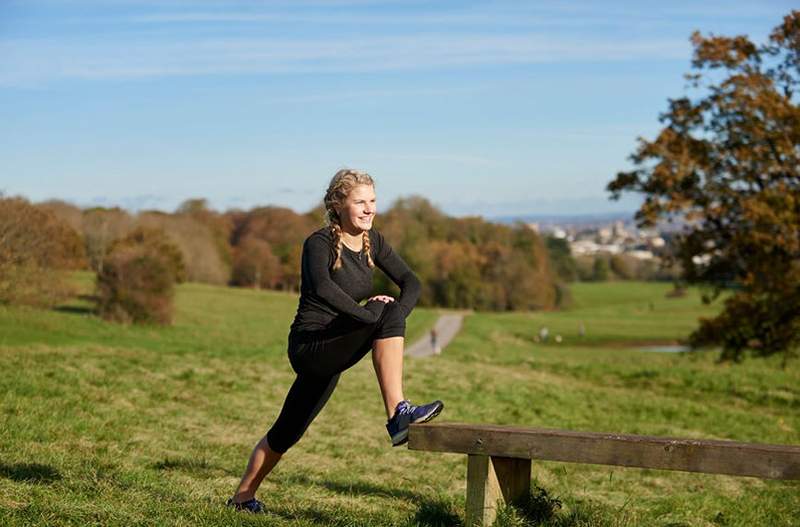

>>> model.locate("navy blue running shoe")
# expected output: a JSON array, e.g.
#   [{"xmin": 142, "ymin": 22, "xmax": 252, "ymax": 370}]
[
  {"xmin": 386, "ymin": 399, "xmax": 444, "ymax": 447},
  {"xmin": 226, "ymin": 497, "xmax": 266, "ymax": 514}
]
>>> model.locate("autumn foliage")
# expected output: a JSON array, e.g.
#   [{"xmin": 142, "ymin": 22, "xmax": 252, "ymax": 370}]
[
  {"xmin": 95, "ymin": 227, "xmax": 185, "ymax": 324},
  {"xmin": 373, "ymin": 197, "xmax": 564, "ymax": 311},
  {"xmin": 228, "ymin": 206, "xmax": 317, "ymax": 291},
  {"xmin": 608, "ymin": 11, "xmax": 800, "ymax": 361},
  {"xmin": 231, "ymin": 235, "xmax": 282, "ymax": 289},
  {"xmin": 3, "ymin": 190, "xmax": 572, "ymax": 323},
  {"xmin": 0, "ymin": 196, "xmax": 85, "ymax": 306}
]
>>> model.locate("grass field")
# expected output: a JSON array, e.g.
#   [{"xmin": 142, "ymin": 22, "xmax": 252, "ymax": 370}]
[{"xmin": 1, "ymin": 275, "xmax": 798, "ymax": 526}]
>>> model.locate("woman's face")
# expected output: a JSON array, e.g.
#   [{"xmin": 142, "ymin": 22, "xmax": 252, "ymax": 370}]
[{"xmin": 337, "ymin": 184, "xmax": 376, "ymax": 233}]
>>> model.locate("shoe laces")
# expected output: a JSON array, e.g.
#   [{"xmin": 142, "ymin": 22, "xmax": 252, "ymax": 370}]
[{"xmin": 396, "ymin": 400, "xmax": 415, "ymax": 416}]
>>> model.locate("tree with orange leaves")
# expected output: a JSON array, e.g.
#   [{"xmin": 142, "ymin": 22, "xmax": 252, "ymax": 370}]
[{"xmin": 608, "ymin": 11, "xmax": 800, "ymax": 362}]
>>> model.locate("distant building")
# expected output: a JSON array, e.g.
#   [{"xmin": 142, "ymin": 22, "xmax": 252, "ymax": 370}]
[{"xmin": 628, "ymin": 250, "xmax": 655, "ymax": 260}]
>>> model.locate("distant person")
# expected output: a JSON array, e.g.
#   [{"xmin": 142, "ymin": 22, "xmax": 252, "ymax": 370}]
[
  {"xmin": 431, "ymin": 327, "xmax": 441, "ymax": 354},
  {"xmin": 539, "ymin": 326, "xmax": 549, "ymax": 343},
  {"xmin": 578, "ymin": 322, "xmax": 586, "ymax": 338},
  {"xmin": 226, "ymin": 169, "xmax": 444, "ymax": 513}
]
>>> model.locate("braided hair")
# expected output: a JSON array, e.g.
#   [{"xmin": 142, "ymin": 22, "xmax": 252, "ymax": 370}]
[{"xmin": 324, "ymin": 168, "xmax": 376, "ymax": 271}]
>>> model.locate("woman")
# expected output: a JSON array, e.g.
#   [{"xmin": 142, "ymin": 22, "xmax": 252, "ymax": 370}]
[{"xmin": 226, "ymin": 169, "xmax": 444, "ymax": 513}]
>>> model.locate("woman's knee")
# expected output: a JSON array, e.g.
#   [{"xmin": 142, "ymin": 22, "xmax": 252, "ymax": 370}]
[{"xmin": 375, "ymin": 301, "xmax": 406, "ymax": 338}]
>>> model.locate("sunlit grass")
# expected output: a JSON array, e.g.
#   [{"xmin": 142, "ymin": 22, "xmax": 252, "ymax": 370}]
[{"xmin": 0, "ymin": 277, "xmax": 797, "ymax": 526}]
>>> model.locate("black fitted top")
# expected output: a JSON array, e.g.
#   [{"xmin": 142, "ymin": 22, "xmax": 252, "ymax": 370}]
[{"xmin": 289, "ymin": 227, "xmax": 422, "ymax": 334}]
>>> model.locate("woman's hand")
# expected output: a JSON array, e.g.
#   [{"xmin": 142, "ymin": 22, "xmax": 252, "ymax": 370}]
[{"xmin": 367, "ymin": 295, "xmax": 395, "ymax": 303}]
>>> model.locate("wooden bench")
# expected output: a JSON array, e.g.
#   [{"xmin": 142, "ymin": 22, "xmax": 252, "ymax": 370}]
[{"xmin": 408, "ymin": 422, "xmax": 800, "ymax": 527}]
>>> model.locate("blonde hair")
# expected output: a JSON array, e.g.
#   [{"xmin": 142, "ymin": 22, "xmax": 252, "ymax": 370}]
[{"xmin": 324, "ymin": 168, "xmax": 376, "ymax": 271}]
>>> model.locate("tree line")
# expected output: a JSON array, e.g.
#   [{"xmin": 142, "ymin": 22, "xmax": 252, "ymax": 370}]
[{"xmin": 1, "ymin": 194, "xmax": 578, "ymax": 323}]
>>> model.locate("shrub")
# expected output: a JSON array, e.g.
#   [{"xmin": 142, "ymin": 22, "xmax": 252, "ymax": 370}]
[
  {"xmin": 96, "ymin": 228, "xmax": 183, "ymax": 325},
  {"xmin": 109, "ymin": 227, "xmax": 186, "ymax": 283}
]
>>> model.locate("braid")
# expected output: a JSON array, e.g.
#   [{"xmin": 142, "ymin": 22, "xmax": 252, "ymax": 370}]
[
  {"xmin": 323, "ymin": 168, "xmax": 376, "ymax": 272},
  {"xmin": 330, "ymin": 222, "xmax": 344, "ymax": 271},
  {"xmin": 362, "ymin": 230, "xmax": 375, "ymax": 268}
]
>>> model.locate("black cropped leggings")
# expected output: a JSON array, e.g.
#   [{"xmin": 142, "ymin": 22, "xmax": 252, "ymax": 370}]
[{"xmin": 266, "ymin": 299, "xmax": 406, "ymax": 454}]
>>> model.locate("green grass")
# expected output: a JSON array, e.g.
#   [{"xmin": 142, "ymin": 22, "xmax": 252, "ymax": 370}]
[{"xmin": 0, "ymin": 276, "xmax": 797, "ymax": 526}]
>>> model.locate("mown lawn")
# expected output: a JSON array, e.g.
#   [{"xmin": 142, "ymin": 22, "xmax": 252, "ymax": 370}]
[{"xmin": 0, "ymin": 276, "xmax": 797, "ymax": 526}]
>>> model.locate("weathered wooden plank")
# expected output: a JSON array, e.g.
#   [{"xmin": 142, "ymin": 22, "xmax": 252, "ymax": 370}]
[
  {"xmin": 408, "ymin": 423, "xmax": 800, "ymax": 480},
  {"xmin": 465, "ymin": 455, "xmax": 532, "ymax": 527}
]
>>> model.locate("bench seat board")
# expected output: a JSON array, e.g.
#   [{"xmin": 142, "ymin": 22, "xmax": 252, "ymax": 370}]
[{"xmin": 408, "ymin": 423, "xmax": 800, "ymax": 480}]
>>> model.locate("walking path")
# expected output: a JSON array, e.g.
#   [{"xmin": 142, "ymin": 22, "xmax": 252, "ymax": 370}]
[{"xmin": 405, "ymin": 312, "xmax": 465, "ymax": 358}]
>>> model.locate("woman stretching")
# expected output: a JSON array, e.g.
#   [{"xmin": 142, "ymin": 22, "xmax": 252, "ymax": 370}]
[{"xmin": 226, "ymin": 169, "xmax": 444, "ymax": 513}]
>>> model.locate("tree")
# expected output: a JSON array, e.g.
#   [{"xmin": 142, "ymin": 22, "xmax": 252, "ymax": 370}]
[
  {"xmin": 427, "ymin": 240, "xmax": 484, "ymax": 308},
  {"xmin": 0, "ymin": 196, "xmax": 85, "ymax": 306},
  {"xmin": 610, "ymin": 254, "xmax": 636, "ymax": 280},
  {"xmin": 545, "ymin": 237, "xmax": 578, "ymax": 282},
  {"xmin": 138, "ymin": 210, "xmax": 229, "ymax": 285},
  {"xmin": 228, "ymin": 206, "xmax": 317, "ymax": 292},
  {"xmin": 81, "ymin": 207, "xmax": 133, "ymax": 273},
  {"xmin": 231, "ymin": 236, "xmax": 282, "ymax": 289},
  {"xmin": 175, "ymin": 198, "xmax": 234, "ymax": 279},
  {"xmin": 607, "ymin": 11, "xmax": 800, "ymax": 362},
  {"xmin": 592, "ymin": 257, "xmax": 610, "ymax": 282}
]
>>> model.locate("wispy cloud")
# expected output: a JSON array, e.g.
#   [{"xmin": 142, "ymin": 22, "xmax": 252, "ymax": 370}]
[
  {"xmin": 3, "ymin": 0, "xmax": 786, "ymax": 87},
  {"xmin": 0, "ymin": 33, "xmax": 689, "ymax": 86},
  {"xmin": 122, "ymin": 4, "xmax": 785, "ymax": 27}
]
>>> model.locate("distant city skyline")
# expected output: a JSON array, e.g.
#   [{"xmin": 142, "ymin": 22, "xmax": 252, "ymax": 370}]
[{"xmin": 1, "ymin": 1, "xmax": 794, "ymax": 217}]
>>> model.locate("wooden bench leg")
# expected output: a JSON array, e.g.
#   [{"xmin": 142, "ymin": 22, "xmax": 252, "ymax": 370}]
[{"xmin": 465, "ymin": 455, "xmax": 531, "ymax": 527}]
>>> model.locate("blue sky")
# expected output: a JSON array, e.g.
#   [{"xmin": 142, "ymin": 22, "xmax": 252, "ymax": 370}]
[{"xmin": 0, "ymin": 0, "xmax": 794, "ymax": 218}]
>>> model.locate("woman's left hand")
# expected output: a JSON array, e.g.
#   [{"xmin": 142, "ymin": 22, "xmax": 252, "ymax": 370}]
[{"xmin": 367, "ymin": 295, "xmax": 395, "ymax": 303}]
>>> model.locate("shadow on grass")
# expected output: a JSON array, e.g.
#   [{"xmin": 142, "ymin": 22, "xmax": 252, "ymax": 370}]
[
  {"xmin": 152, "ymin": 457, "xmax": 236, "ymax": 478},
  {"xmin": 264, "ymin": 505, "xmax": 366, "ymax": 526},
  {"xmin": 493, "ymin": 485, "xmax": 636, "ymax": 527},
  {"xmin": 280, "ymin": 472, "xmax": 424, "ymax": 501},
  {"xmin": 411, "ymin": 497, "xmax": 464, "ymax": 526},
  {"xmin": 53, "ymin": 305, "xmax": 95, "ymax": 315},
  {"xmin": 52, "ymin": 294, "xmax": 98, "ymax": 315},
  {"xmin": 261, "ymin": 496, "xmax": 463, "ymax": 527},
  {"xmin": 0, "ymin": 462, "xmax": 61, "ymax": 484},
  {"xmin": 274, "ymin": 473, "xmax": 464, "ymax": 526}
]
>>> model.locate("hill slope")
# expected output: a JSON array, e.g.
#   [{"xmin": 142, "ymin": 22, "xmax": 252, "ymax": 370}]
[{"xmin": 0, "ymin": 278, "xmax": 797, "ymax": 526}]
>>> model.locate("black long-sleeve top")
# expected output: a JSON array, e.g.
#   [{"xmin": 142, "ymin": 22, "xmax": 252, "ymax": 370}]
[{"xmin": 289, "ymin": 226, "xmax": 422, "ymax": 334}]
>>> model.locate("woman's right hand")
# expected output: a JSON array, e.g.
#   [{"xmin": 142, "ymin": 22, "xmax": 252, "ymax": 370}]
[{"xmin": 367, "ymin": 295, "xmax": 395, "ymax": 303}]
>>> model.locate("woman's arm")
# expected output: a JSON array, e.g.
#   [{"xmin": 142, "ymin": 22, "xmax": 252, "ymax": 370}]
[
  {"xmin": 304, "ymin": 235, "xmax": 381, "ymax": 324},
  {"xmin": 371, "ymin": 230, "xmax": 422, "ymax": 317}
]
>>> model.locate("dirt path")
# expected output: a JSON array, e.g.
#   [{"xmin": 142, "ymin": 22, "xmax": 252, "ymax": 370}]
[{"xmin": 405, "ymin": 312, "xmax": 465, "ymax": 358}]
